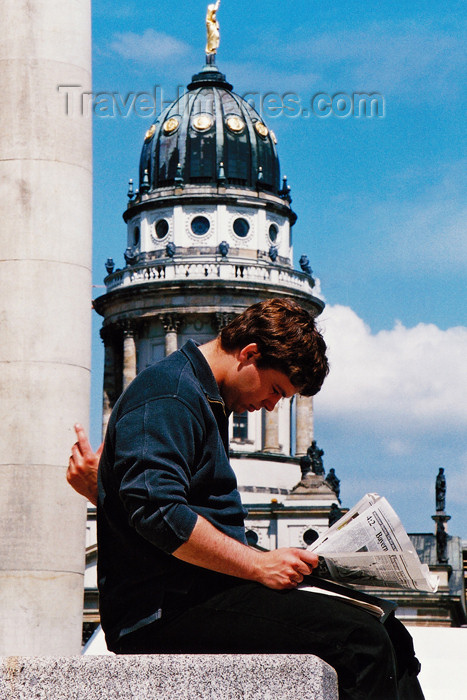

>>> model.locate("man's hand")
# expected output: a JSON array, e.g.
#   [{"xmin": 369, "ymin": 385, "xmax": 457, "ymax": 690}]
[
  {"xmin": 173, "ymin": 516, "xmax": 318, "ymax": 589},
  {"xmin": 67, "ymin": 424, "xmax": 102, "ymax": 506},
  {"xmin": 256, "ymin": 548, "xmax": 318, "ymax": 590}
]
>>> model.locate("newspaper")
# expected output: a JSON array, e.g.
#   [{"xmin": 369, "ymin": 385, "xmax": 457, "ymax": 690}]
[{"xmin": 307, "ymin": 493, "xmax": 439, "ymax": 593}]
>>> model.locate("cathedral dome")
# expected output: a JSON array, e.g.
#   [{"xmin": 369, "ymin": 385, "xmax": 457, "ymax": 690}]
[{"xmin": 139, "ymin": 65, "xmax": 281, "ymax": 194}]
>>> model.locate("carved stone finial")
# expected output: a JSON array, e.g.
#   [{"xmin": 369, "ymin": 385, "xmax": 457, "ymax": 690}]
[
  {"xmin": 124, "ymin": 247, "xmax": 137, "ymax": 266},
  {"xmin": 218, "ymin": 240, "xmax": 229, "ymax": 257},
  {"xmin": 217, "ymin": 161, "xmax": 227, "ymax": 186},
  {"xmin": 256, "ymin": 166, "xmax": 264, "ymax": 186},
  {"xmin": 269, "ymin": 245, "xmax": 278, "ymax": 262},
  {"xmin": 299, "ymin": 254, "xmax": 312, "ymax": 276},
  {"xmin": 140, "ymin": 169, "xmax": 150, "ymax": 193},
  {"xmin": 166, "ymin": 242, "xmax": 176, "ymax": 258}
]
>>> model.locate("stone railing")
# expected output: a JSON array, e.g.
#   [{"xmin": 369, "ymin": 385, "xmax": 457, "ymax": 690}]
[
  {"xmin": 105, "ymin": 258, "xmax": 318, "ymax": 298},
  {"xmin": 0, "ymin": 654, "xmax": 338, "ymax": 699}
]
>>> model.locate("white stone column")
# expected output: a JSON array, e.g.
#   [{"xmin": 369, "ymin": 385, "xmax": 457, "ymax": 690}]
[
  {"xmin": 122, "ymin": 324, "xmax": 137, "ymax": 391},
  {"xmin": 161, "ymin": 314, "xmax": 183, "ymax": 356},
  {"xmin": 295, "ymin": 395, "xmax": 314, "ymax": 456},
  {"xmin": 0, "ymin": 0, "xmax": 92, "ymax": 654},
  {"xmin": 263, "ymin": 406, "xmax": 281, "ymax": 453}
]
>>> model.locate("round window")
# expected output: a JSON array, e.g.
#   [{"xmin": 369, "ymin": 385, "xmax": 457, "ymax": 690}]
[
  {"xmin": 245, "ymin": 530, "xmax": 259, "ymax": 546},
  {"xmin": 302, "ymin": 528, "xmax": 319, "ymax": 546},
  {"xmin": 191, "ymin": 216, "xmax": 210, "ymax": 236},
  {"xmin": 233, "ymin": 217, "xmax": 250, "ymax": 238},
  {"xmin": 155, "ymin": 219, "xmax": 169, "ymax": 239},
  {"xmin": 268, "ymin": 223, "xmax": 279, "ymax": 243}
]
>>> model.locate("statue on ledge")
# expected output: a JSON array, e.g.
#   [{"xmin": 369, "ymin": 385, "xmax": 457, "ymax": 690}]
[
  {"xmin": 328, "ymin": 503, "xmax": 343, "ymax": 527},
  {"xmin": 325, "ymin": 468, "xmax": 341, "ymax": 503},
  {"xmin": 308, "ymin": 440, "xmax": 325, "ymax": 476},
  {"xmin": 291, "ymin": 443, "xmax": 328, "ymax": 494},
  {"xmin": 435, "ymin": 467, "xmax": 446, "ymax": 512},
  {"xmin": 291, "ymin": 454, "xmax": 314, "ymax": 490}
]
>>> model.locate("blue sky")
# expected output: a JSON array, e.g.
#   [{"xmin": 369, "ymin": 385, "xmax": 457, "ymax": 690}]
[{"xmin": 89, "ymin": 0, "xmax": 467, "ymax": 537}]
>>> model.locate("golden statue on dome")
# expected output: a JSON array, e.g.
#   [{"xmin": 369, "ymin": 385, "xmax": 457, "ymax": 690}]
[{"xmin": 206, "ymin": 1, "xmax": 221, "ymax": 60}]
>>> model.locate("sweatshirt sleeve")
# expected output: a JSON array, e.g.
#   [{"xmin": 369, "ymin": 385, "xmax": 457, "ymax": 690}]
[{"xmin": 113, "ymin": 396, "xmax": 204, "ymax": 554}]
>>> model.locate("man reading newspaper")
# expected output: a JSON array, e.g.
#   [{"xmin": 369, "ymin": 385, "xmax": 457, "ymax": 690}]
[{"xmin": 68, "ymin": 299, "xmax": 425, "ymax": 699}]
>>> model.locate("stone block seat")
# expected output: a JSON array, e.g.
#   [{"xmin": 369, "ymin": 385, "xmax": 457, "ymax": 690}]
[{"xmin": 1, "ymin": 654, "xmax": 338, "ymax": 699}]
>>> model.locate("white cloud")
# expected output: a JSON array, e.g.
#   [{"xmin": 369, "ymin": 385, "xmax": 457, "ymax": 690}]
[
  {"xmin": 110, "ymin": 29, "xmax": 190, "ymax": 64},
  {"xmin": 314, "ymin": 304, "xmax": 467, "ymax": 434}
]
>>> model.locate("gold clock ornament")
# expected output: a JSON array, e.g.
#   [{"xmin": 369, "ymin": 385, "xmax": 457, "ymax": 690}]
[
  {"xmin": 226, "ymin": 115, "xmax": 245, "ymax": 133},
  {"xmin": 192, "ymin": 114, "xmax": 213, "ymax": 131},
  {"xmin": 163, "ymin": 117, "xmax": 180, "ymax": 135},
  {"xmin": 144, "ymin": 124, "xmax": 156, "ymax": 142},
  {"xmin": 254, "ymin": 122, "xmax": 269, "ymax": 138}
]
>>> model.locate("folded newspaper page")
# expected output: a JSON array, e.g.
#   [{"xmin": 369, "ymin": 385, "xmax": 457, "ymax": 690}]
[
  {"xmin": 299, "ymin": 574, "xmax": 398, "ymax": 620},
  {"xmin": 308, "ymin": 494, "xmax": 439, "ymax": 593},
  {"xmin": 299, "ymin": 583, "xmax": 386, "ymax": 618}
]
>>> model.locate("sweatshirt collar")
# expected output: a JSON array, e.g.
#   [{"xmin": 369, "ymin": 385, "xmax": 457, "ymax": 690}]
[{"xmin": 179, "ymin": 339, "xmax": 225, "ymax": 407}]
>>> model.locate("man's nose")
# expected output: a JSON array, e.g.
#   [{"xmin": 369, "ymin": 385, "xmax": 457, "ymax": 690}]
[{"xmin": 263, "ymin": 395, "xmax": 281, "ymax": 412}]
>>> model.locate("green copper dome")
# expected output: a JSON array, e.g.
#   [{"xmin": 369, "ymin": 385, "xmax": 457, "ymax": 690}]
[{"xmin": 139, "ymin": 65, "xmax": 281, "ymax": 194}]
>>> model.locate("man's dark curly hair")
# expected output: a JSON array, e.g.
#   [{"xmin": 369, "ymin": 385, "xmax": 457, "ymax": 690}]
[{"xmin": 220, "ymin": 298, "xmax": 329, "ymax": 396}]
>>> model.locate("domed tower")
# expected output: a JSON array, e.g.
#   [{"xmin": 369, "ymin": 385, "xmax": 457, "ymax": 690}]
[{"xmin": 93, "ymin": 47, "xmax": 332, "ymax": 548}]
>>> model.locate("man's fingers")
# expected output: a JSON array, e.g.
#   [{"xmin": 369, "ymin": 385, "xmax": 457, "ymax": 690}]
[
  {"xmin": 96, "ymin": 441, "xmax": 104, "ymax": 458},
  {"xmin": 297, "ymin": 550, "xmax": 319, "ymax": 568},
  {"xmin": 290, "ymin": 550, "xmax": 318, "ymax": 577},
  {"xmin": 66, "ymin": 457, "xmax": 78, "ymax": 482},
  {"xmin": 70, "ymin": 442, "xmax": 84, "ymax": 463},
  {"xmin": 74, "ymin": 423, "xmax": 93, "ymax": 455},
  {"xmin": 294, "ymin": 561, "xmax": 314, "ymax": 576}
]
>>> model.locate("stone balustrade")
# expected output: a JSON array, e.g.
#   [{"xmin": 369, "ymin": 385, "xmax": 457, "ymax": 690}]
[{"xmin": 105, "ymin": 258, "xmax": 318, "ymax": 297}]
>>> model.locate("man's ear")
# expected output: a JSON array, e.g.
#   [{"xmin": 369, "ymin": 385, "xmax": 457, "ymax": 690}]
[{"xmin": 237, "ymin": 343, "xmax": 261, "ymax": 366}]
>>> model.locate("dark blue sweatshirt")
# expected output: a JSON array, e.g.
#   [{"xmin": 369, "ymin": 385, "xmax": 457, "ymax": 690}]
[{"xmin": 97, "ymin": 340, "xmax": 248, "ymax": 648}]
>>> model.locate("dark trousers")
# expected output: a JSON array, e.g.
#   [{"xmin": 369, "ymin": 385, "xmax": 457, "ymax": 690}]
[{"xmin": 112, "ymin": 579, "xmax": 424, "ymax": 700}]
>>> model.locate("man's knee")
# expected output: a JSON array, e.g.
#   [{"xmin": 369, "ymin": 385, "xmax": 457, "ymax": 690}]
[{"xmin": 349, "ymin": 613, "xmax": 395, "ymax": 660}]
